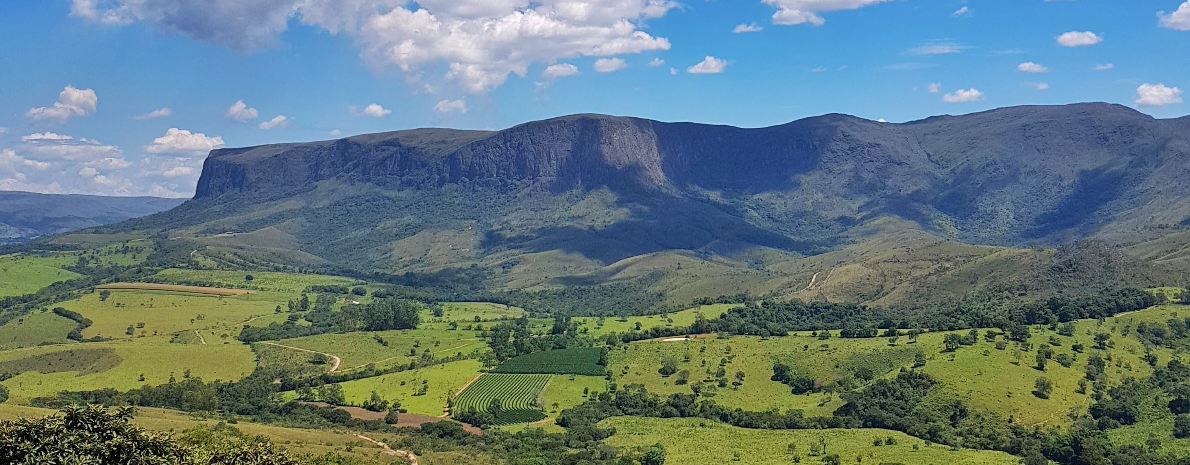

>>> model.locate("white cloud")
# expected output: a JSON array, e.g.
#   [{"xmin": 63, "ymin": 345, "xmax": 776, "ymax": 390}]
[
  {"xmin": 1136, "ymin": 83, "xmax": 1183, "ymax": 107},
  {"xmin": 1032, "ymin": 82, "xmax": 1050, "ymax": 90},
  {"xmin": 354, "ymin": 103, "xmax": 392, "ymax": 118},
  {"xmin": 594, "ymin": 57, "xmax": 628, "ymax": 73},
  {"xmin": 877, "ymin": 118, "xmax": 887, "ymax": 123},
  {"xmin": 144, "ymin": 128, "xmax": 225, "ymax": 154},
  {"xmin": 72, "ymin": 1, "xmax": 677, "ymax": 95},
  {"xmin": 542, "ymin": 63, "xmax": 580, "ymax": 79},
  {"xmin": 78, "ymin": 166, "xmax": 99, "ymax": 177},
  {"xmin": 330, "ymin": 129, "xmax": 342, "ymax": 136},
  {"xmin": 0, "ymin": 149, "xmax": 52, "ymax": 171},
  {"xmin": 687, "ymin": 56, "xmax": 727, "ymax": 74},
  {"xmin": 22, "ymin": 132, "xmax": 73, "ymax": 142},
  {"xmin": 134, "ymin": 107, "xmax": 173, "ymax": 120},
  {"xmin": 648, "ymin": 58, "xmax": 665, "ymax": 67},
  {"xmin": 259, "ymin": 115, "xmax": 289, "ymax": 130},
  {"xmin": 811, "ymin": 66, "xmax": 827, "ymax": 73},
  {"xmin": 907, "ymin": 42, "xmax": 968, "ymax": 55},
  {"xmin": 1159, "ymin": 1, "xmax": 1190, "ymax": 30},
  {"xmin": 762, "ymin": 0, "xmax": 892, "ymax": 26},
  {"xmin": 26, "ymin": 85, "xmax": 98, "ymax": 121},
  {"xmin": 669, "ymin": 67, "xmax": 678, "ymax": 75},
  {"xmin": 942, "ymin": 88, "xmax": 985, "ymax": 103},
  {"xmin": 952, "ymin": 6, "xmax": 971, "ymax": 17},
  {"xmin": 733, "ymin": 22, "xmax": 763, "ymax": 33},
  {"xmin": 225, "ymin": 100, "xmax": 259, "ymax": 122},
  {"xmin": 1094, "ymin": 63, "xmax": 1114, "ymax": 71},
  {"xmin": 434, "ymin": 99, "xmax": 468, "ymax": 113},
  {"xmin": 1017, "ymin": 62, "xmax": 1049, "ymax": 73},
  {"xmin": 927, "ymin": 83, "xmax": 942, "ymax": 93},
  {"xmin": 1056, "ymin": 31, "xmax": 1102, "ymax": 47}
]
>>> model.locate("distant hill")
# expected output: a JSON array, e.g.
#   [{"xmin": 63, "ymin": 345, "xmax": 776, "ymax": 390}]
[
  {"xmin": 0, "ymin": 192, "xmax": 185, "ymax": 244},
  {"xmin": 84, "ymin": 103, "xmax": 1190, "ymax": 304}
]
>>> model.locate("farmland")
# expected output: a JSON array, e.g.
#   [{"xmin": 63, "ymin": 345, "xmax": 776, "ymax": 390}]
[
  {"xmin": 58, "ymin": 290, "xmax": 277, "ymax": 340},
  {"xmin": 336, "ymin": 359, "xmax": 485, "ymax": 416},
  {"xmin": 273, "ymin": 329, "xmax": 487, "ymax": 372},
  {"xmin": 573, "ymin": 303, "xmax": 739, "ymax": 336},
  {"xmin": 0, "ymin": 310, "xmax": 78, "ymax": 350},
  {"xmin": 96, "ymin": 283, "xmax": 250, "ymax": 296},
  {"xmin": 600, "ymin": 416, "xmax": 1024, "ymax": 465},
  {"xmin": 0, "ymin": 253, "xmax": 80, "ymax": 298},
  {"xmin": 454, "ymin": 373, "xmax": 551, "ymax": 425},
  {"xmin": 491, "ymin": 347, "xmax": 605, "ymax": 375}
]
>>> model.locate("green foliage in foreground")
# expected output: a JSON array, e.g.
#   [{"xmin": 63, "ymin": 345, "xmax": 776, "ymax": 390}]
[
  {"xmin": 0, "ymin": 405, "xmax": 324, "ymax": 465},
  {"xmin": 491, "ymin": 347, "xmax": 607, "ymax": 375}
]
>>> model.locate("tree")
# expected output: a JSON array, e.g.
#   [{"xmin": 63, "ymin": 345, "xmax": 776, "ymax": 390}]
[
  {"xmin": 384, "ymin": 407, "xmax": 400, "ymax": 425},
  {"xmin": 659, "ymin": 357, "xmax": 678, "ymax": 376},
  {"xmin": 488, "ymin": 398, "xmax": 503, "ymax": 414},
  {"xmin": 0, "ymin": 385, "xmax": 8, "ymax": 404},
  {"xmin": 1094, "ymin": 333, "xmax": 1111, "ymax": 350},
  {"xmin": 362, "ymin": 391, "xmax": 389, "ymax": 412},
  {"xmin": 351, "ymin": 287, "xmax": 367, "ymax": 296},
  {"xmin": 244, "ymin": 275, "xmax": 254, "ymax": 283},
  {"xmin": 913, "ymin": 351, "xmax": 927, "ymax": 368},
  {"xmin": 640, "ymin": 443, "xmax": 666, "ymax": 465},
  {"xmin": 318, "ymin": 384, "xmax": 345, "ymax": 406},
  {"xmin": 1021, "ymin": 451, "xmax": 1048, "ymax": 465},
  {"xmin": 98, "ymin": 290, "xmax": 112, "ymax": 302},
  {"xmin": 1175, "ymin": 414, "xmax": 1190, "ymax": 438},
  {"xmin": 1034, "ymin": 377, "xmax": 1053, "ymax": 399},
  {"xmin": 943, "ymin": 333, "xmax": 962, "ymax": 352},
  {"xmin": 675, "ymin": 370, "xmax": 690, "ymax": 385}
]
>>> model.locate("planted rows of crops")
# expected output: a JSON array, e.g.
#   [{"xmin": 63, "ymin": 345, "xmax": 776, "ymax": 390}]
[
  {"xmin": 454, "ymin": 373, "xmax": 550, "ymax": 425},
  {"xmin": 491, "ymin": 347, "xmax": 605, "ymax": 375}
]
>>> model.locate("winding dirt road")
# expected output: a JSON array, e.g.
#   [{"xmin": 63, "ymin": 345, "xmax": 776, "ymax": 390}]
[
  {"xmin": 259, "ymin": 341, "xmax": 342, "ymax": 373},
  {"xmin": 194, "ymin": 331, "xmax": 206, "ymax": 345},
  {"xmin": 356, "ymin": 434, "xmax": 418, "ymax": 464}
]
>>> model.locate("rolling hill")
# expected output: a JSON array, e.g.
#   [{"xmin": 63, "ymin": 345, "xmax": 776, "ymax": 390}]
[
  {"xmin": 79, "ymin": 103, "xmax": 1190, "ymax": 305},
  {"xmin": 0, "ymin": 192, "xmax": 185, "ymax": 245}
]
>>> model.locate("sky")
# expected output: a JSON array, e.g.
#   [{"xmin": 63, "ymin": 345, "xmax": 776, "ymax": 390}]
[{"xmin": 0, "ymin": 0, "xmax": 1188, "ymax": 198}]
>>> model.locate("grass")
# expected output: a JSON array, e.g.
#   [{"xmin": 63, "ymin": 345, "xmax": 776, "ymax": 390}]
[
  {"xmin": 334, "ymin": 359, "xmax": 485, "ymax": 417},
  {"xmin": 151, "ymin": 269, "xmax": 357, "ymax": 295},
  {"xmin": 58, "ymin": 290, "xmax": 279, "ymax": 340},
  {"xmin": 0, "ymin": 310, "xmax": 78, "ymax": 350},
  {"xmin": 0, "ymin": 336, "xmax": 254, "ymax": 401},
  {"xmin": 599, "ymin": 416, "xmax": 1024, "ymax": 465},
  {"xmin": 492, "ymin": 347, "xmax": 605, "ymax": 375},
  {"xmin": 541, "ymin": 375, "xmax": 606, "ymax": 414},
  {"xmin": 274, "ymin": 329, "xmax": 487, "ymax": 373},
  {"xmin": 0, "ymin": 253, "xmax": 81, "ymax": 297},
  {"xmin": 97, "ymin": 283, "xmax": 250, "ymax": 296},
  {"xmin": 573, "ymin": 304, "xmax": 738, "ymax": 336},
  {"xmin": 454, "ymin": 373, "xmax": 551, "ymax": 425}
]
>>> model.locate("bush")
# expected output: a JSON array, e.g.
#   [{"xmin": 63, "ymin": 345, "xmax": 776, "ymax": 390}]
[{"xmin": 1175, "ymin": 414, "xmax": 1190, "ymax": 439}]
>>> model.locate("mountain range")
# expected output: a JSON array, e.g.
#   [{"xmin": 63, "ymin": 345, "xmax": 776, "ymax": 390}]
[
  {"xmin": 75, "ymin": 103, "xmax": 1190, "ymax": 306},
  {"xmin": 0, "ymin": 191, "xmax": 184, "ymax": 245}
]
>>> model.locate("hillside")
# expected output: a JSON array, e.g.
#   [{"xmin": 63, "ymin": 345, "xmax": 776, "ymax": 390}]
[
  {"xmin": 83, "ymin": 103, "xmax": 1190, "ymax": 304},
  {"xmin": 0, "ymin": 191, "xmax": 185, "ymax": 245}
]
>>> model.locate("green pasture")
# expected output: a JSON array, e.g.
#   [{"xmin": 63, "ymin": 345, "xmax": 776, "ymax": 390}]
[
  {"xmin": 274, "ymin": 329, "xmax": 487, "ymax": 373},
  {"xmin": 0, "ymin": 253, "xmax": 81, "ymax": 297},
  {"xmin": 59, "ymin": 290, "xmax": 279, "ymax": 340},
  {"xmin": 335, "ymin": 359, "xmax": 484, "ymax": 417},
  {"xmin": 574, "ymin": 303, "xmax": 739, "ymax": 336},
  {"xmin": 0, "ymin": 310, "xmax": 78, "ymax": 350}
]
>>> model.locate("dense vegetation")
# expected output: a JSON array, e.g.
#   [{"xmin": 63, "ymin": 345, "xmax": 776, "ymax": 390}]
[{"xmin": 490, "ymin": 347, "xmax": 607, "ymax": 376}]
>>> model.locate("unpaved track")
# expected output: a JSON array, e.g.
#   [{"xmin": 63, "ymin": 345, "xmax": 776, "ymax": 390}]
[
  {"xmin": 259, "ymin": 341, "xmax": 341, "ymax": 373},
  {"xmin": 194, "ymin": 331, "xmax": 206, "ymax": 345},
  {"xmin": 356, "ymin": 434, "xmax": 418, "ymax": 464}
]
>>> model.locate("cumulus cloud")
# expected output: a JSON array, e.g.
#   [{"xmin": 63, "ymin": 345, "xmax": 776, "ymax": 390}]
[
  {"xmin": 0, "ymin": 149, "xmax": 53, "ymax": 171},
  {"xmin": 1018, "ymin": 62, "xmax": 1049, "ymax": 73},
  {"xmin": 942, "ymin": 88, "xmax": 985, "ymax": 103},
  {"xmin": 952, "ymin": 6, "xmax": 971, "ymax": 17},
  {"xmin": 1032, "ymin": 82, "xmax": 1050, "ymax": 90},
  {"xmin": 907, "ymin": 42, "xmax": 968, "ymax": 55},
  {"xmin": 259, "ymin": 115, "xmax": 289, "ymax": 130},
  {"xmin": 1135, "ymin": 83, "xmax": 1183, "ymax": 107},
  {"xmin": 927, "ymin": 83, "xmax": 942, "ymax": 93},
  {"xmin": 734, "ymin": 22, "xmax": 763, "ymax": 33},
  {"xmin": 762, "ymin": 0, "xmax": 892, "ymax": 26},
  {"xmin": 1159, "ymin": 1, "xmax": 1190, "ymax": 30},
  {"xmin": 687, "ymin": 56, "xmax": 727, "ymax": 74},
  {"xmin": 22, "ymin": 132, "xmax": 73, "ymax": 142},
  {"xmin": 144, "ymin": 128, "xmax": 225, "ymax": 154},
  {"xmin": 648, "ymin": 58, "xmax": 665, "ymax": 67},
  {"xmin": 26, "ymin": 85, "xmax": 98, "ymax": 121},
  {"xmin": 1056, "ymin": 31, "xmax": 1102, "ymax": 47},
  {"xmin": 134, "ymin": 107, "xmax": 173, "ymax": 120},
  {"xmin": 353, "ymin": 104, "xmax": 392, "ymax": 117},
  {"xmin": 20, "ymin": 134, "xmax": 123, "ymax": 162},
  {"xmin": 70, "ymin": 0, "xmax": 677, "ymax": 95},
  {"xmin": 434, "ymin": 99, "xmax": 468, "ymax": 113},
  {"xmin": 225, "ymin": 100, "xmax": 259, "ymax": 122},
  {"xmin": 542, "ymin": 63, "xmax": 580, "ymax": 79},
  {"xmin": 330, "ymin": 129, "xmax": 342, "ymax": 136},
  {"xmin": 1094, "ymin": 63, "xmax": 1114, "ymax": 71},
  {"xmin": 594, "ymin": 57, "xmax": 628, "ymax": 73}
]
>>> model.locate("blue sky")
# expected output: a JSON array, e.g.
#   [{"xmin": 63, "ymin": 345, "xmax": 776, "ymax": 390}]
[{"xmin": 0, "ymin": 0, "xmax": 1188, "ymax": 197}]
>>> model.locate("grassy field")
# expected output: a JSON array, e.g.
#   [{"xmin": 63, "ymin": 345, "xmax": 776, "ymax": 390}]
[
  {"xmin": 333, "ymin": 359, "xmax": 485, "ymax": 417},
  {"xmin": 58, "ymin": 290, "xmax": 279, "ymax": 340},
  {"xmin": 573, "ymin": 303, "xmax": 739, "ymax": 336},
  {"xmin": 0, "ymin": 336, "xmax": 254, "ymax": 401},
  {"xmin": 274, "ymin": 329, "xmax": 487, "ymax": 373},
  {"xmin": 455, "ymin": 373, "xmax": 551, "ymax": 425},
  {"xmin": 541, "ymin": 375, "xmax": 606, "ymax": 414},
  {"xmin": 0, "ymin": 310, "xmax": 78, "ymax": 350},
  {"xmin": 0, "ymin": 253, "xmax": 81, "ymax": 297},
  {"xmin": 151, "ymin": 269, "xmax": 357, "ymax": 295},
  {"xmin": 600, "ymin": 416, "xmax": 1024, "ymax": 465},
  {"xmin": 98, "ymin": 283, "xmax": 250, "ymax": 296}
]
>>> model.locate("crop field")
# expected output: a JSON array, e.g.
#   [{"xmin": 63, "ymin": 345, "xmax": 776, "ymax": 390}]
[
  {"xmin": 454, "ymin": 373, "xmax": 551, "ymax": 425},
  {"xmin": 151, "ymin": 268, "xmax": 357, "ymax": 296},
  {"xmin": 0, "ymin": 336, "xmax": 254, "ymax": 401},
  {"xmin": 492, "ymin": 347, "xmax": 605, "ymax": 375},
  {"xmin": 274, "ymin": 329, "xmax": 487, "ymax": 372},
  {"xmin": 0, "ymin": 253, "xmax": 81, "ymax": 297},
  {"xmin": 0, "ymin": 310, "xmax": 78, "ymax": 350},
  {"xmin": 573, "ymin": 303, "xmax": 739, "ymax": 336},
  {"xmin": 600, "ymin": 416, "xmax": 1023, "ymax": 465},
  {"xmin": 335, "ymin": 359, "xmax": 485, "ymax": 416},
  {"xmin": 97, "ymin": 283, "xmax": 251, "ymax": 296},
  {"xmin": 58, "ymin": 290, "xmax": 279, "ymax": 340}
]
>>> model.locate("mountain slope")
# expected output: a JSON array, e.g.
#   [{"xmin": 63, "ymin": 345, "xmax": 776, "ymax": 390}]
[
  {"xmin": 89, "ymin": 103, "xmax": 1189, "ymax": 303},
  {"xmin": 0, "ymin": 192, "xmax": 186, "ymax": 244}
]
